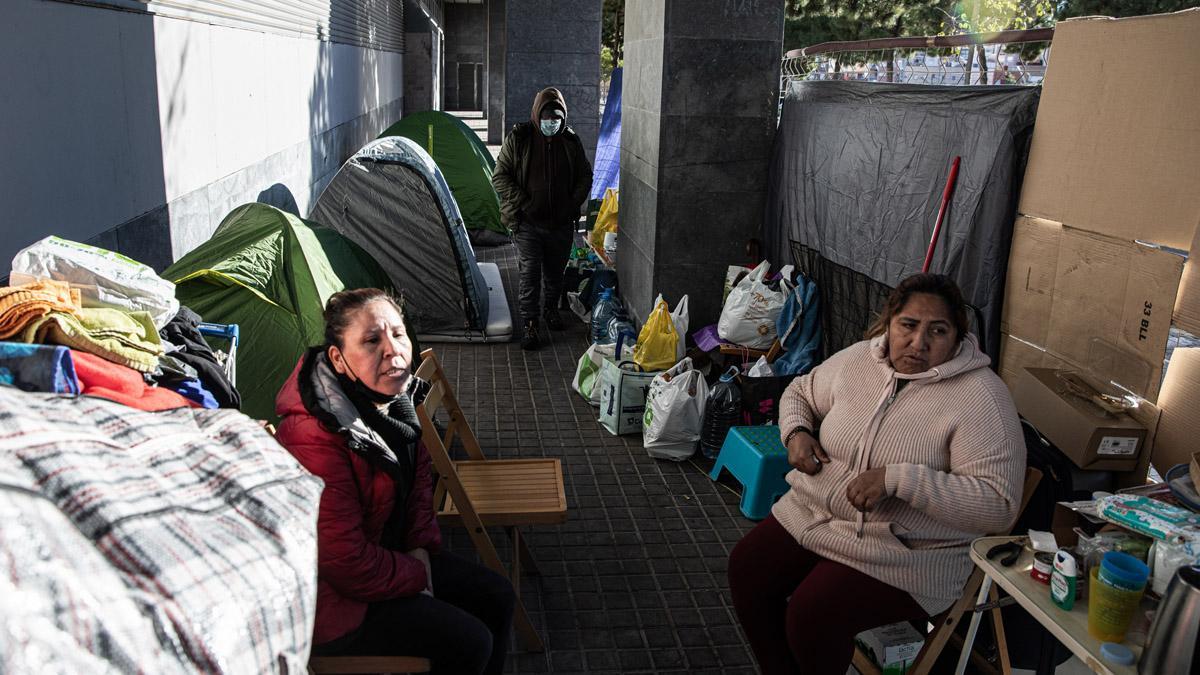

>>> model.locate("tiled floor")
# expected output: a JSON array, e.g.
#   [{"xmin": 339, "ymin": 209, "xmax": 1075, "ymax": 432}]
[{"xmin": 430, "ymin": 241, "xmax": 758, "ymax": 674}]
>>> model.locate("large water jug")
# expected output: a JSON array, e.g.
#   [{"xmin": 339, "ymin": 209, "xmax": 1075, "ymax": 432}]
[
  {"xmin": 700, "ymin": 367, "xmax": 742, "ymax": 459},
  {"xmin": 591, "ymin": 289, "xmax": 619, "ymax": 345}
]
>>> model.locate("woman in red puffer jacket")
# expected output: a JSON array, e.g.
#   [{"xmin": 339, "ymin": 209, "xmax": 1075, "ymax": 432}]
[{"xmin": 275, "ymin": 288, "xmax": 514, "ymax": 675}]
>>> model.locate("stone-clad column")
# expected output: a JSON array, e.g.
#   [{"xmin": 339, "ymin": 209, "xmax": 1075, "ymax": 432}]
[
  {"xmin": 486, "ymin": 0, "xmax": 505, "ymax": 143},
  {"xmin": 619, "ymin": 0, "xmax": 785, "ymax": 325},
  {"xmin": 503, "ymin": 0, "xmax": 602, "ymax": 160}
]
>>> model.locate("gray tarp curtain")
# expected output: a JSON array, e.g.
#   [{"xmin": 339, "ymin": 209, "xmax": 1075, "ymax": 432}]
[{"xmin": 764, "ymin": 80, "xmax": 1040, "ymax": 361}]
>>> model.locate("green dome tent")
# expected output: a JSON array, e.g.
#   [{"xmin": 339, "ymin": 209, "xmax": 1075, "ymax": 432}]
[
  {"xmin": 162, "ymin": 203, "xmax": 394, "ymax": 422},
  {"xmin": 379, "ymin": 111, "xmax": 508, "ymax": 241}
]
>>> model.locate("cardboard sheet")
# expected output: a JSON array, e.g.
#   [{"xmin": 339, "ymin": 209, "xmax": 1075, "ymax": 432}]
[
  {"xmin": 1017, "ymin": 9, "xmax": 1200, "ymax": 250},
  {"xmin": 1001, "ymin": 216, "xmax": 1185, "ymax": 400},
  {"xmin": 1174, "ymin": 226, "xmax": 1200, "ymax": 336},
  {"xmin": 1153, "ymin": 347, "xmax": 1200, "ymax": 474}
]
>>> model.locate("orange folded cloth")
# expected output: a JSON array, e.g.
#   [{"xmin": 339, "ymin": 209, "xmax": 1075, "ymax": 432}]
[{"xmin": 0, "ymin": 279, "xmax": 81, "ymax": 340}]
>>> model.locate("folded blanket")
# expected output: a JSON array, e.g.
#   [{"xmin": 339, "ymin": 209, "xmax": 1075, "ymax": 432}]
[
  {"xmin": 0, "ymin": 341, "xmax": 80, "ymax": 394},
  {"xmin": 0, "ymin": 279, "xmax": 81, "ymax": 339},
  {"xmin": 72, "ymin": 350, "xmax": 196, "ymax": 412},
  {"xmin": 23, "ymin": 308, "xmax": 163, "ymax": 372}
]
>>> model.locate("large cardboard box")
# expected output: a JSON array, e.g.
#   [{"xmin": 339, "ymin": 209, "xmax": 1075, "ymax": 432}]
[
  {"xmin": 1018, "ymin": 9, "xmax": 1200, "ymax": 252},
  {"xmin": 1014, "ymin": 367, "xmax": 1146, "ymax": 471},
  {"xmin": 1175, "ymin": 227, "xmax": 1200, "ymax": 336},
  {"xmin": 1153, "ymin": 348, "xmax": 1200, "ymax": 475},
  {"xmin": 1001, "ymin": 216, "xmax": 1184, "ymax": 400}
]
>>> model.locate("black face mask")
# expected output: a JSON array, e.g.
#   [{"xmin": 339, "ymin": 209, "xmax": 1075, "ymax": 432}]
[
  {"xmin": 329, "ymin": 347, "xmax": 402, "ymax": 406},
  {"xmin": 334, "ymin": 368, "xmax": 398, "ymax": 406}
]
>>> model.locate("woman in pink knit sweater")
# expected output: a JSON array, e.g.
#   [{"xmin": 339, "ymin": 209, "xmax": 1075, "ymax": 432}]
[{"xmin": 728, "ymin": 274, "xmax": 1024, "ymax": 675}]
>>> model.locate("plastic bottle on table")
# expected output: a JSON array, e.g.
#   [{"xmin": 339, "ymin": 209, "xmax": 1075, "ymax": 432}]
[
  {"xmin": 591, "ymin": 288, "xmax": 619, "ymax": 345},
  {"xmin": 700, "ymin": 367, "xmax": 742, "ymax": 459}
]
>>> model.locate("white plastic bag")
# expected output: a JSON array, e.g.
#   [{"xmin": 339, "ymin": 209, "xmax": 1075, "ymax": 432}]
[
  {"xmin": 670, "ymin": 295, "xmax": 690, "ymax": 361},
  {"xmin": 11, "ymin": 236, "xmax": 179, "ymax": 330},
  {"xmin": 642, "ymin": 358, "xmax": 708, "ymax": 461},
  {"xmin": 747, "ymin": 355, "xmax": 774, "ymax": 378},
  {"xmin": 717, "ymin": 261, "xmax": 787, "ymax": 349},
  {"xmin": 572, "ymin": 339, "xmax": 634, "ymax": 407}
]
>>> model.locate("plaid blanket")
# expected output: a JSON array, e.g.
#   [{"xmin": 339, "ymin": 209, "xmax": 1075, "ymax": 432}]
[{"xmin": 0, "ymin": 386, "xmax": 323, "ymax": 673}]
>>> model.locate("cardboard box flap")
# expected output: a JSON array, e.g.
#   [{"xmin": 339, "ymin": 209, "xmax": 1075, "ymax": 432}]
[
  {"xmin": 1002, "ymin": 216, "xmax": 1185, "ymax": 399},
  {"xmin": 1017, "ymin": 9, "xmax": 1200, "ymax": 250},
  {"xmin": 1174, "ymin": 225, "xmax": 1200, "ymax": 336},
  {"xmin": 1153, "ymin": 347, "xmax": 1200, "ymax": 474}
]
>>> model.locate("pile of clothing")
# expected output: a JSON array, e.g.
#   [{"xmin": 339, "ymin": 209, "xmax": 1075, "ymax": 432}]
[{"xmin": 0, "ymin": 237, "xmax": 239, "ymax": 412}]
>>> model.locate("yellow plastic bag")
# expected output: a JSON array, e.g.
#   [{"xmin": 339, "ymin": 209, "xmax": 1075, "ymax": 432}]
[
  {"xmin": 633, "ymin": 295, "xmax": 680, "ymax": 372},
  {"xmin": 589, "ymin": 188, "xmax": 619, "ymax": 252}
]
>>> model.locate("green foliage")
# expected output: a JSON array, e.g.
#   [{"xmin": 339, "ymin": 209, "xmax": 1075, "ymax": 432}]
[
  {"xmin": 785, "ymin": 0, "xmax": 1199, "ymax": 51},
  {"xmin": 784, "ymin": 0, "xmax": 948, "ymax": 51},
  {"xmin": 1058, "ymin": 0, "xmax": 1200, "ymax": 18},
  {"xmin": 951, "ymin": 0, "xmax": 1056, "ymax": 32},
  {"xmin": 602, "ymin": 0, "xmax": 625, "ymax": 61},
  {"xmin": 600, "ymin": 46, "xmax": 623, "ymax": 81}
]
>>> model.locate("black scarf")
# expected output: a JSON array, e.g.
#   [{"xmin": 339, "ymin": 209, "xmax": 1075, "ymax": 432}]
[{"xmin": 311, "ymin": 352, "xmax": 421, "ymax": 551}]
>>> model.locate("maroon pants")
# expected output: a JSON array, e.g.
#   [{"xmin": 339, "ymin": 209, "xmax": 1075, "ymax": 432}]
[{"xmin": 728, "ymin": 515, "xmax": 927, "ymax": 675}]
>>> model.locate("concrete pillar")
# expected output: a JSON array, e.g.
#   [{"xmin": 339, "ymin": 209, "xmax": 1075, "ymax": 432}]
[
  {"xmin": 486, "ymin": 0, "xmax": 506, "ymax": 142},
  {"xmin": 619, "ymin": 0, "xmax": 784, "ymax": 325},
  {"xmin": 404, "ymin": 0, "xmax": 435, "ymax": 115},
  {"xmin": 504, "ymin": 0, "xmax": 601, "ymax": 161}
]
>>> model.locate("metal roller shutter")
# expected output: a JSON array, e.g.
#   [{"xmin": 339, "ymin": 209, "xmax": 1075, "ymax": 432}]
[{"xmin": 61, "ymin": 0, "xmax": 405, "ymax": 52}]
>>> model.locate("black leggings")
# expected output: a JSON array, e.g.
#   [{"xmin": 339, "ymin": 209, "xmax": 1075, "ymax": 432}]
[{"xmin": 313, "ymin": 551, "xmax": 516, "ymax": 675}]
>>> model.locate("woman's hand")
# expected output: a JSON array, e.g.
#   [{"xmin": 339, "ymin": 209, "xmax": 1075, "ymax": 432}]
[
  {"xmin": 407, "ymin": 547, "xmax": 434, "ymax": 597},
  {"xmin": 787, "ymin": 429, "xmax": 829, "ymax": 475},
  {"xmin": 846, "ymin": 468, "xmax": 889, "ymax": 512}
]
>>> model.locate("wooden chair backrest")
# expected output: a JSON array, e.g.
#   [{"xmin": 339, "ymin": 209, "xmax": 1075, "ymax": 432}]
[{"xmin": 413, "ymin": 349, "xmax": 485, "ymax": 462}]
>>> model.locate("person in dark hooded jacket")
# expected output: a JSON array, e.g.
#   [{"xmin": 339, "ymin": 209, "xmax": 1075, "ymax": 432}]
[
  {"xmin": 491, "ymin": 86, "xmax": 593, "ymax": 350},
  {"xmin": 275, "ymin": 288, "xmax": 515, "ymax": 674}
]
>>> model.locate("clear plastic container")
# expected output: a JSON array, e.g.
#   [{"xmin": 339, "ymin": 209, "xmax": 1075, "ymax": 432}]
[
  {"xmin": 591, "ymin": 289, "xmax": 619, "ymax": 345},
  {"xmin": 700, "ymin": 367, "xmax": 742, "ymax": 459}
]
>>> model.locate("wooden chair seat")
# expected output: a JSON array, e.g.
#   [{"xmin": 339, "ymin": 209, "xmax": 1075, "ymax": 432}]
[
  {"xmin": 307, "ymin": 655, "xmax": 430, "ymax": 674},
  {"xmin": 438, "ymin": 458, "xmax": 566, "ymax": 526}
]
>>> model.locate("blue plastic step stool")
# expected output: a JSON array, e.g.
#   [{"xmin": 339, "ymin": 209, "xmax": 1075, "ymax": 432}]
[{"xmin": 709, "ymin": 426, "xmax": 792, "ymax": 520}]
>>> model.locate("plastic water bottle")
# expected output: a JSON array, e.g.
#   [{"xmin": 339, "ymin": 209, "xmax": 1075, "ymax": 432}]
[
  {"xmin": 700, "ymin": 367, "xmax": 742, "ymax": 459},
  {"xmin": 606, "ymin": 315, "xmax": 637, "ymax": 345},
  {"xmin": 591, "ymin": 289, "xmax": 619, "ymax": 345}
]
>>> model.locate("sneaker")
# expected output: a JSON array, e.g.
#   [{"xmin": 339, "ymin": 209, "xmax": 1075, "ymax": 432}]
[
  {"xmin": 521, "ymin": 321, "xmax": 540, "ymax": 350},
  {"xmin": 543, "ymin": 308, "xmax": 565, "ymax": 331}
]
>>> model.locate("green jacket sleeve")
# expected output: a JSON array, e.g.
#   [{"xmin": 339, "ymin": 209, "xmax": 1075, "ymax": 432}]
[{"xmin": 491, "ymin": 131, "xmax": 528, "ymax": 228}]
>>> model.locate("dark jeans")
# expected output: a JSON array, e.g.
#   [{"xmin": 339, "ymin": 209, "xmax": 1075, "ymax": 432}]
[
  {"xmin": 727, "ymin": 515, "xmax": 927, "ymax": 675},
  {"xmin": 515, "ymin": 223, "xmax": 574, "ymax": 324},
  {"xmin": 313, "ymin": 551, "xmax": 516, "ymax": 675}
]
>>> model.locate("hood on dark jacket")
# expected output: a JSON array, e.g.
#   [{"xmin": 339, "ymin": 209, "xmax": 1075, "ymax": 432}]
[{"xmin": 530, "ymin": 87, "xmax": 568, "ymax": 125}]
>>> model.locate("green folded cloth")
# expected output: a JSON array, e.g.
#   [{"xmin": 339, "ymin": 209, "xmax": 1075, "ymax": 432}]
[{"xmin": 22, "ymin": 308, "xmax": 164, "ymax": 373}]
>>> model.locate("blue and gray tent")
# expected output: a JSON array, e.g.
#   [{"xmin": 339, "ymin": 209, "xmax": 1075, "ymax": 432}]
[{"xmin": 310, "ymin": 136, "xmax": 512, "ymax": 342}]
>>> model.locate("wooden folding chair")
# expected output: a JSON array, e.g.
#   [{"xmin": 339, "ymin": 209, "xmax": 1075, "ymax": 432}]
[
  {"xmin": 852, "ymin": 467, "xmax": 1043, "ymax": 675},
  {"xmin": 413, "ymin": 349, "xmax": 568, "ymax": 653},
  {"xmin": 307, "ymin": 655, "xmax": 430, "ymax": 674}
]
